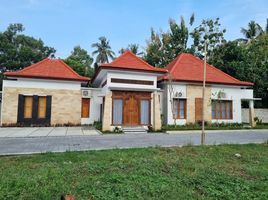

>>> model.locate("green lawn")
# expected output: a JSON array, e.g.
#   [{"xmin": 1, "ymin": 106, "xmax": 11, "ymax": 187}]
[{"xmin": 0, "ymin": 144, "xmax": 268, "ymax": 200}]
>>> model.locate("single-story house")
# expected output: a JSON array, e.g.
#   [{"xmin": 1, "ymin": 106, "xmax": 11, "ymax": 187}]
[{"xmin": 1, "ymin": 51, "xmax": 257, "ymax": 131}]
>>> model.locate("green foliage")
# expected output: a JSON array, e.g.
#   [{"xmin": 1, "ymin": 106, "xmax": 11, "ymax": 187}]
[
  {"xmin": 162, "ymin": 122, "xmax": 268, "ymax": 131},
  {"xmin": 119, "ymin": 43, "xmax": 143, "ymax": 56},
  {"xmin": 91, "ymin": 36, "xmax": 115, "ymax": 64},
  {"xmin": 64, "ymin": 46, "xmax": 94, "ymax": 77},
  {"xmin": 241, "ymin": 20, "xmax": 263, "ymax": 41},
  {"xmin": 190, "ymin": 17, "xmax": 226, "ymax": 58},
  {"xmin": 0, "ymin": 144, "xmax": 267, "ymax": 199},
  {"xmin": 209, "ymin": 34, "xmax": 268, "ymax": 107},
  {"xmin": 0, "ymin": 23, "xmax": 55, "ymax": 71},
  {"xmin": 93, "ymin": 121, "xmax": 102, "ymax": 130},
  {"xmin": 144, "ymin": 14, "xmax": 195, "ymax": 67}
]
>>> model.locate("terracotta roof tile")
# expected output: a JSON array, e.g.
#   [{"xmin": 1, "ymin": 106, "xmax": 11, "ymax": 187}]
[
  {"xmin": 161, "ymin": 53, "xmax": 253, "ymax": 86},
  {"xmin": 4, "ymin": 58, "xmax": 90, "ymax": 82},
  {"xmin": 100, "ymin": 51, "xmax": 167, "ymax": 73}
]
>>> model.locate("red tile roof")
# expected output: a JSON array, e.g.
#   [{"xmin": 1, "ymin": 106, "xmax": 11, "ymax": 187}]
[
  {"xmin": 99, "ymin": 51, "xmax": 167, "ymax": 73},
  {"xmin": 4, "ymin": 58, "xmax": 90, "ymax": 82},
  {"xmin": 161, "ymin": 53, "xmax": 253, "ymax": 86}
]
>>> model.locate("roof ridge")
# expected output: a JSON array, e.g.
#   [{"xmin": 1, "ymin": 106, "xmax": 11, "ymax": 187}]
[
  {"xmin": 125, "ymin": 50, "xmax": 156, "ymax": 69},
  {"xmin": 169, "ymin": 53, "xmax": 185, "ymax": 74},
  {"xmin": 16, "ymin": 58, "xmax": 50, "ymax": 73}
]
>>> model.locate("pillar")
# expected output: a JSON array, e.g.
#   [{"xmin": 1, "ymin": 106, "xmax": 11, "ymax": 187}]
[
  {"xmin": 102, "ymin": 92, "xmax": 112, "ymax": 131},
  {"xmin": 249, "ymin": 100, "xmax": 256, "ymax": 127},
  {"xmin": 152, "ymin": 92, "xmax": 162, "ymax": 131}
]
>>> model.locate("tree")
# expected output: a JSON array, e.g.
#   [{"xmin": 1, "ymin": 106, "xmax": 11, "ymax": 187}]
[
  {"xmin": 119, "ymin": 44, "xmax": 143, "ymax": 56},
  {"xmin": 0, "ymin": 23, "xmax": 55, "ymax": 71},
  {"xmin": 190, "ymin": 18, "xmax": 226, "ymax": 58},
  {"xmin": 209, "ymin": 34, "xmax": 268, "ymax": 108},
  {"xmin": 91, "ymin": 36, "xmax": 115, "ymax": 63},
  {"xmin": 143, "ymin": 29, "xmax": 166, "ymax": 67},
  {"xmin": 64, "ymin": 46, "xmax": 94, "ymax": 77},
  {"xmin": 241, "ymin": 21, "xmax": 263, "ymax": 41},
  {"xmin": 144, "ymin": 14, "xmax": 195, "ymax": 67}
]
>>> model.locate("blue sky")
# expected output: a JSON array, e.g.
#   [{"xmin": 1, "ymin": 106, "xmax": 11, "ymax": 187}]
[{"xmin": 0, "ymin": 0, "xmax": 267, "ymax": 58}]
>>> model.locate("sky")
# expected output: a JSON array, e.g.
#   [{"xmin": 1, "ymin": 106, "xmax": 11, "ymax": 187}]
[{"xmin": 0, "ymin": 0, "xmax": 267, "ymax": 58}]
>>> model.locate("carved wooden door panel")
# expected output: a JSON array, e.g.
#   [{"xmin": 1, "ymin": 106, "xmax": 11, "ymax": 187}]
[{"xmin": 123, "ymin": 94, "xmax": 139, "ymax": 126}]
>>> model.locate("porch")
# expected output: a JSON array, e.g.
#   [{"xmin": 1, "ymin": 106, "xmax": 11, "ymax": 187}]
[{"xmin": 102, "ymin": 90, "xmax": 162, "ymax": 131}]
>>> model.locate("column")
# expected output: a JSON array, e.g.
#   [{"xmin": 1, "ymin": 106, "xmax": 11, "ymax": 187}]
[
  {"xmin": 249, "ymin": 100, "xmax": 256, "ymax": 127},
  {"xmin": 152, "ymin": 92, "xmax": 162, "ymax": 131},
  {"xmin": 102, "ymin": 92, "xmax": 112, "ymax": 131}
]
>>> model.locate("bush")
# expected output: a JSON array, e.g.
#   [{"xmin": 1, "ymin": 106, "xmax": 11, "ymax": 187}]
[{"xmin": 93, "ymin": 121, "xmax": 102, "ymax": 131}]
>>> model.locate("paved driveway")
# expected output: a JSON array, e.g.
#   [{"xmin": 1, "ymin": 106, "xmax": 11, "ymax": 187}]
[
  {"xmin": 0, "ymin": 126, "xmax": 100, "ymax": 137},
  {"xmin": 0, "ymin": 129, "xmax": 267, "ymax": 155}
]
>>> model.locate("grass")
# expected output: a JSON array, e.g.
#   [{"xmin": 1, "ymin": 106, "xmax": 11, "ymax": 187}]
[
  {"xmin": 0, "ymin": 144, "xmax": 268, "ymax": 199},
  {"xmin": 162, "ymin": 123, "xmax": 268, "ymax": 131}
]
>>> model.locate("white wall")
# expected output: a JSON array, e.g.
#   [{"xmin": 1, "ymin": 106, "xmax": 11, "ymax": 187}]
[
  {"xmin": 165, "ymin": 83, "xmax": 187, "ymax": 125},
  {"xmin": 2, "ymin": 78, "xmax": 104, "ymax": 125},
  {"xmin": 160, "ymin": 82, "xmax": 254, "ymax": 125},
  {"xmin": 3, "ymin": 78, "xmax": 81, "ymax": 90},
  {"xmin": 81, "ymin": 88, "xmax": 103, "ymax": 125},
  {"xmin": 211, "ymin": 86, "xmax": 253, "ymax": 123},
  {"xmin": 107, "ymin": 71, "xmax": 158, "ymax": 90}
]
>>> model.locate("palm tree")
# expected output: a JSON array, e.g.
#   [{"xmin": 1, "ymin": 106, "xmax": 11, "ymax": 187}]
[
  {"xmin": 118, "ymin": 44, "xmax": 143, "ymax": 56},
  {"xmin": 91, "ymin": 36, "xmax": 115, "ymax": 63},
  {"xmin": 241, "ymin": 21, "xmax": 263, "ymax": 41},
  {"xmin": 128, "ymin": 44, "xmax": 143, "ymax": 55}
]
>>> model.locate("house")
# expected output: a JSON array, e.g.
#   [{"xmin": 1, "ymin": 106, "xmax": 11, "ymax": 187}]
[{"xmin": 0, "ymin": 51, "xmax": 256, "ymax": 131}]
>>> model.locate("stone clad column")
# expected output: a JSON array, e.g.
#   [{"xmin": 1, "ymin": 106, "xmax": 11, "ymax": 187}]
[
  {"xmin": 249, "ymin": 100, "xmax": 256, "ymax": 127},
  {"xmin": 102, "ymin": 91, "xmax": 112, "ymax": 131},
  {"xmin": 152, "ymin": 91, "xmax": 162, "ymax": 131}
]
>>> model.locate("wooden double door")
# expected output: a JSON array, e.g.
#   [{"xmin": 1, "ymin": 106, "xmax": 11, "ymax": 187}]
[{"xmin": 113, "ymin": 91, "xmax": 151, "ymax": 126}]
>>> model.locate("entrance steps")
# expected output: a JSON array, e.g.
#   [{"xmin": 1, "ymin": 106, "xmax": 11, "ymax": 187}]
[{"xmin": 122, "ymin": 126, "xmax": 148, "ymax": 134}]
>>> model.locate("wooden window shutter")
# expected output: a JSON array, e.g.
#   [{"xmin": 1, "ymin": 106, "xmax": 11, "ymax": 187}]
[
  {"xmin": 38, "ymin": 96, "xmax": 47, "ymax": 118},
  {"xmin": 24, "ymin": 96, "xmax": 33, "ymax": 118},
  {"xmin": 81, "ymin": 98, "xmax": 90, "ymax": 118}
]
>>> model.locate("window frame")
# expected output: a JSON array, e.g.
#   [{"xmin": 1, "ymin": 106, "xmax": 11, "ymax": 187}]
[
  {"xmin": 173, "ymin": 98, "xmax": 187, "ymax": 119},
  {"xmin": 212, "ymin": 100, "xmax": 233, "ymax": 120},
  {"xmin": 140, "ymin": 99, "xmax": 151, "ymax": 125},
  {"xmin": 112, "ymin": 98, "xmax": 124, "ymax": 125},
  {"xmin": 37, "ymin": 96, "xmax": 47, "ymax": 119},
  {"xmin": 23, "ymin": 96, "xmax": 33, "ymax": 119}
]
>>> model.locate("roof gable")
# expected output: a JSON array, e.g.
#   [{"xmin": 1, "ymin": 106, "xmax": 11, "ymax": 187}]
[
  {"xmin": 162, "ymin": 53, "xmax": 253, "ymax": 86},
  {"xmin": 4, "ymin": 58, "xmax": 90, "ymax": 82},
  {"xmin": 100, "ymin": 51, "xmax": 167, "ymax": 73}
]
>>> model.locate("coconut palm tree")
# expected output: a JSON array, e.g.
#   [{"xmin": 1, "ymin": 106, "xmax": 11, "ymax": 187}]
[
  {"xmin": 91, "ymin": 37, "xmax": 115, "ymax": 63},
  {"xmin": 118, "ymin": 44, "xmax": 143, "ymax": 56},
  {"xmin": 241, "ymin": 21, "xmax": 263, "ymax": 41}
]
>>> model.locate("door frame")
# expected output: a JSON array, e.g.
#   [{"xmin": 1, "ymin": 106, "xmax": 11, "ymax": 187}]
[{"xmin": 112, "ymin": 91, "xmax": 151, "ymax": 126}]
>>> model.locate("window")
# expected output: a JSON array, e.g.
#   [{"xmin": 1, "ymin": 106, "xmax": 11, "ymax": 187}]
[
  {"xmin": 173, "ymin": 99, "xmax": 186, "ymax": 119},
  {"xmin": 140, "ymin": 100, "xmax": 150, "ymax": 125},
  {"xmin": 38, "ymin": 96, "xmax": 47, "ymax": 118},
  {"xmin": 81, "ymin": 98, "xmax": 90, "ymax": 118},
  {"xmin": 212, "ymin": 100, "xmax": 233, "ymax": 119},
  {"xmin": 24, "ymin": 96, "xmax": 33, "ymax": 118},
  {"xmin": 113, "ymin": 99, "xmax": 123, "ymax": 125}
]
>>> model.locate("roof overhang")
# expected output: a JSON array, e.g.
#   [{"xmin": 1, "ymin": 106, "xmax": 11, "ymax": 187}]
[
  {"xmin": 109, "ymin": 86, "xmax": 161, "ymax": 92},
  {"xmin": 158, "ymin": 79, "xmax": 254, "ymax": 87},
  {"xmin": 241, "ymin": 98, "xmax": 262, "ymax": 101},
  {"xmin": 92, "ymin": 66, "xmax": 167, "ymax": 87},
  {"xmin": 5, "ymin": 75, "xmax": 89, "ymax": 82}
]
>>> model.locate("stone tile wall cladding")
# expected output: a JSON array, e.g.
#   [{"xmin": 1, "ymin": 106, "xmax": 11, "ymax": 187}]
[
  {"xmin": 1, "ymin": 87, "xmax": 81, "ymax": 125},
  {"xmin": 186, "ymin": 85, "xmax": 212, "ymax": 123}
]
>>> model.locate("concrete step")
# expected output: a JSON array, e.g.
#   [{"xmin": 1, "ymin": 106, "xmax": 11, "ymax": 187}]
[{"xmin": 122, "ymin": 126, "xmax": 147, "ymax": 134}]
